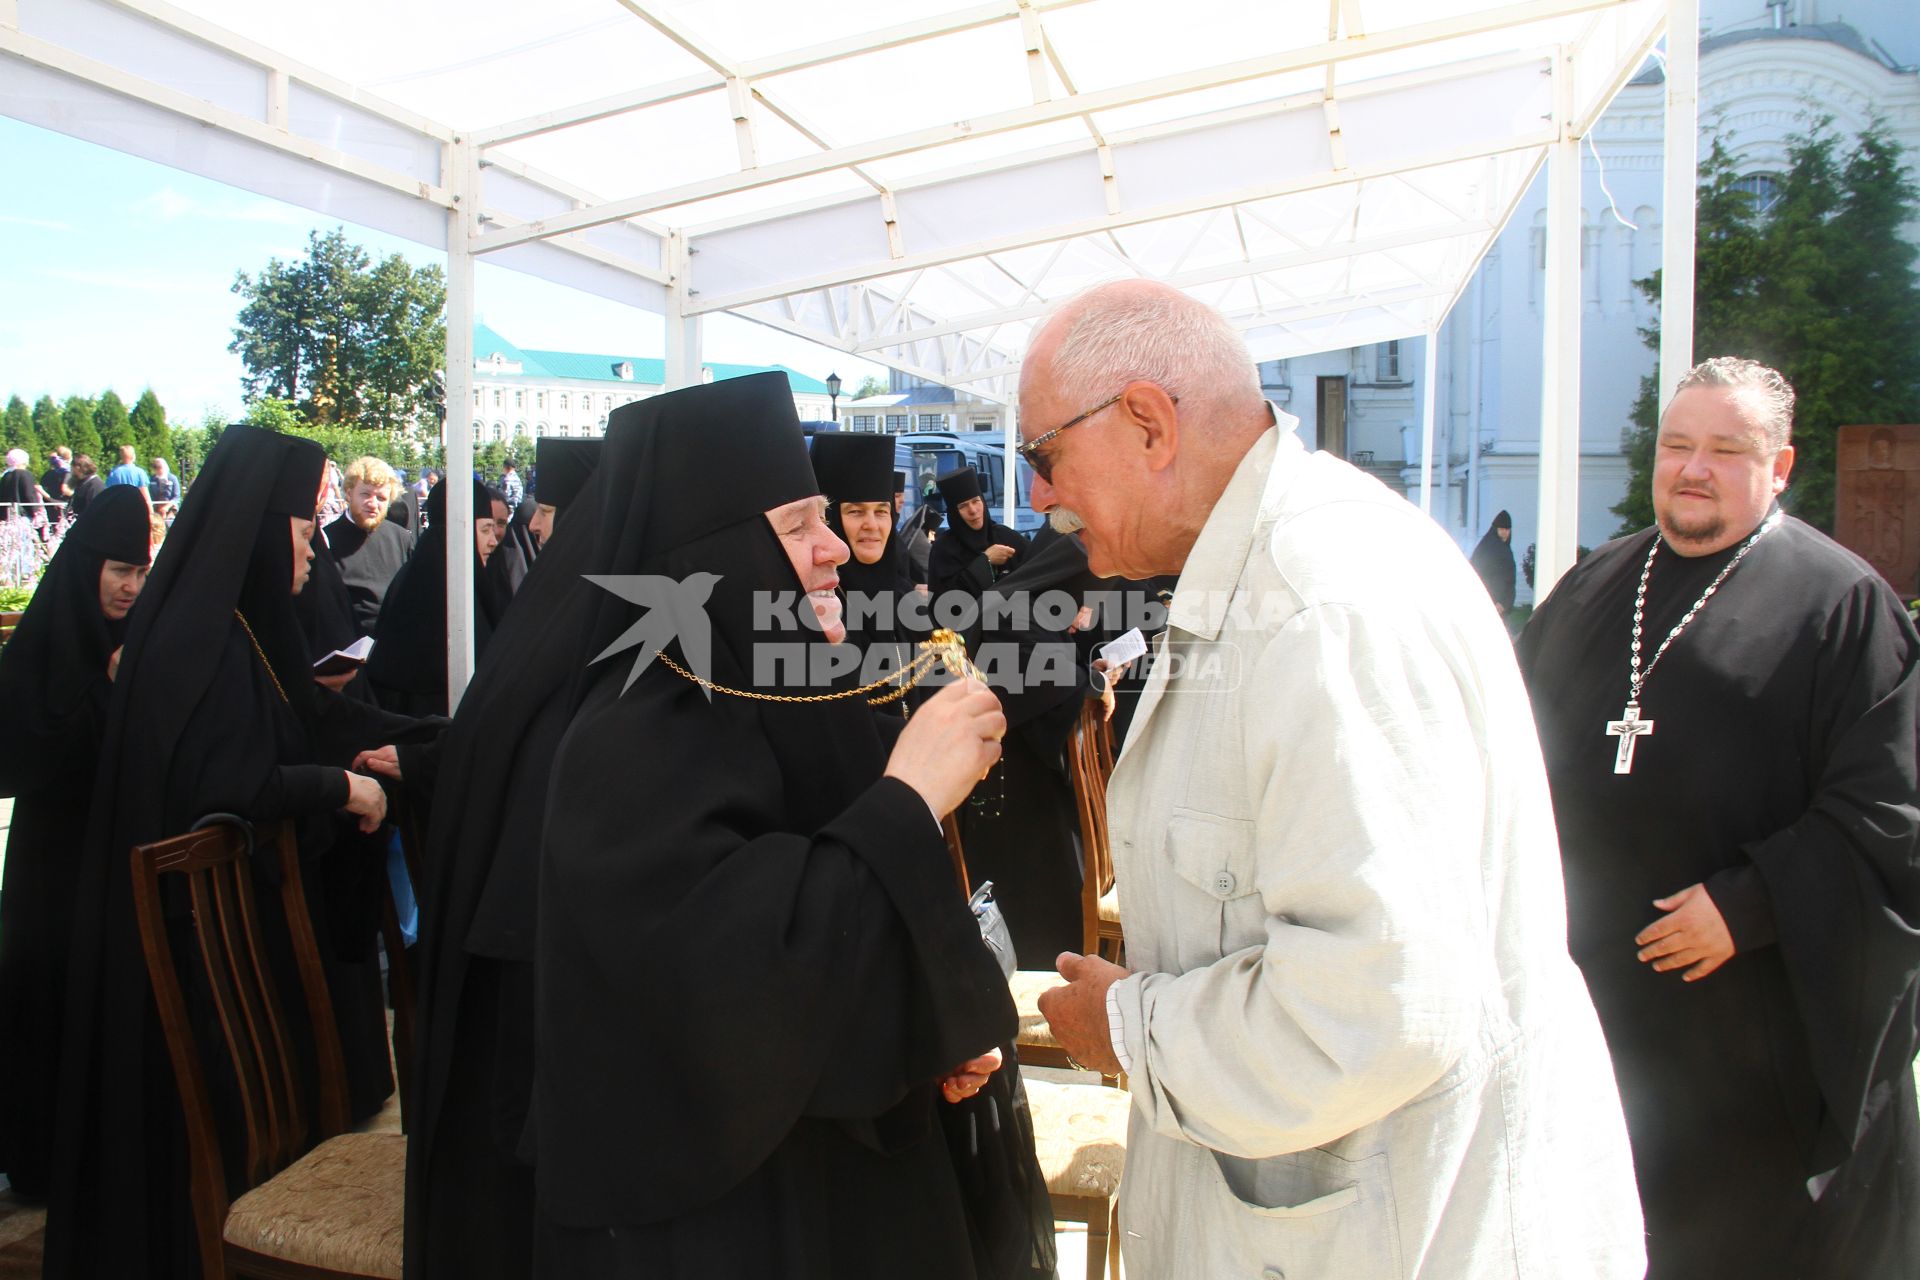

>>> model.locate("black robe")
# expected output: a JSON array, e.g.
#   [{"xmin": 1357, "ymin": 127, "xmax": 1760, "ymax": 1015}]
[
  {"xmin": 927, "ymin": 512, "xmax": 1030, "ymax": 603},
  {"xmin": 1468, "ymin": 524, "xmax": 1516, "ymax": 613},
  {"xmin": 535, "ymin": 376, "xmax": 1052, "ymax": 1280},
  {"xmin": 366, "ymin": 479, "xmax": 501, "ymax": 717},
  {"xmin": 324, "ymin": 514, "xmax": 414, "ymax": 636},
  {"xmin": 404, "ymin": 462, "xmax": 607, "ymax": 1280},
  {"xmin": 1517, "ymin": 514, "xmax": 1920, "ymax": 1279},
  {"xmin": 0, "ymin": 486, "xmax": 149, "ymax": 1198},
  {"xmin": 41, "ymin": 426, "xmax": 440, "ymax": 1280}
]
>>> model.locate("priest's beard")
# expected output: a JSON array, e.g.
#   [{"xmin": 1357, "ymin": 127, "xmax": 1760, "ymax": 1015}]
[{"xmin": 1658, "ymin": 508, "xmax": 1728, "ymax": 554}]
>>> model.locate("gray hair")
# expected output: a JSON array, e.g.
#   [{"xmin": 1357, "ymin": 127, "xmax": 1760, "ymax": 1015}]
[
  {"xmin": 1673, "ymin": 356, "xmax": 1795, "ymax": 451},
  {"xmin": 1044, "ymin": 284, "xmax": 1261, "ymax": 418}
]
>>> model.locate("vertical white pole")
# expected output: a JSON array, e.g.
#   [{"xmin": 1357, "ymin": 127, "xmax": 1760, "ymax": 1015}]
[
  {"xmin": 1659, "ymin": 0, "xmax": 1700, "ymax": 411},
  {"xmin": 1418, "ymin": 333, "xmax": 1439, "ymax": 516},
  {"xmin": 664, "ymin": 231, "xmax": 703, "ymax": 390},
  {"xmin": 1536, "ymin": 48, "xmax": 1583, "ymax": 598},
  {"xmin": 1004, "ymin": 400, "xmax": 1018, "ymax": 530},
  {"xmin": 444, "ymin": 137, "xmax": 477, "ymax": 711}
]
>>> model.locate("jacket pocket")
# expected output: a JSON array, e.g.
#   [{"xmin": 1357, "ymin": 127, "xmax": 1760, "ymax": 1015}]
[
  {"xmin": 1203, "ymin": 1147, "xmax": 1402, "ymax": 1279},
  {"xmin": 1166, "ymin": 809, "xmax": 1259, "ymax": 967}
]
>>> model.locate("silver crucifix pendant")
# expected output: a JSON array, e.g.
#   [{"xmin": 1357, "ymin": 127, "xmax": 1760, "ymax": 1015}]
[{"xmin": 1605, "ymin": 702, "xmax": 1654, "ymax": 774}]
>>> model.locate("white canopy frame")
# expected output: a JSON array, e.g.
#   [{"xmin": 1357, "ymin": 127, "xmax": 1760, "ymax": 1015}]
[{"xmin": 0, "ymin": 0, "xmax": 1692, "ymax": 702}]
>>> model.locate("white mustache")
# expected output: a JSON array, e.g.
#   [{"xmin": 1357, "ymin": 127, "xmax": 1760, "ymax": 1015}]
[{"xmin": 1048, "ymin": 507, "xmax": 1086, "ymax": 534}]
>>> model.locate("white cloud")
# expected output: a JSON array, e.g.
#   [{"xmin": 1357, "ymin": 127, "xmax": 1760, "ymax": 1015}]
[{"xmin": 42, "ymin": 266, "xmax": 218, "ymax": 294}]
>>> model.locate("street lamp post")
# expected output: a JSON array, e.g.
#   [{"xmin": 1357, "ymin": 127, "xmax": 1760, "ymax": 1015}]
[{"xmin": 826, "ymin": 371, "xmax": 842, "ymax": 427}]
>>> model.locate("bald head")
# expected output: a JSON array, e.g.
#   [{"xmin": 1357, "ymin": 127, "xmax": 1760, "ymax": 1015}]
[
  {"xmin": 1017, "ymin": 280, "xmax": 1269, "ymax": 577},
  {"xmin": 1022, "ymin": 279, "xmax": 1264, "ymax": 438}
]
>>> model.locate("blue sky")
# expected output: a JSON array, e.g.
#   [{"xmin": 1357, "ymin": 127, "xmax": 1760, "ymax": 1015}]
[{"xmin": 0, "ymin": 116, "xmax": 887, "ymax": 425}]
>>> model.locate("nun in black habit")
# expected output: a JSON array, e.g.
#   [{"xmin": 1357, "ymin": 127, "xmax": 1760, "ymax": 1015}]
[
  {"xmin": 40, "ymin": 426, "xmax": 441, "ymax": 1280},
  {"xmin": 366, "ymin": 476, "xmax": 506, "ymax": 716},
  {"xmin": 534, "ymin": 374, "xmax": 1054, "ymax": 1279},
  {"xmin": 399, "ymin": 435, "xmax": 603, "ymax": 1280},
  {"xmin": 926, "ymin": 466, "xmax": 1030, "ymax": 603},
  {"xmin": 525, "ymin": 437, "xmax": 599, "ymax": 551},
  {"xmin": 0, "ymin": 486, "xmax": 151, "ymax": 1199},
  {"xmin": 811, "ymin": 432, "xmax": 924, "ymax": 680}
]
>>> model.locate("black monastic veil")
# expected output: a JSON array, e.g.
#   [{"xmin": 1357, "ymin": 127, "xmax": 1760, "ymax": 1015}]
[
  {"xmin": 0, "ymin": 486, "xmax": 152, "ymax": 1198},
  {"xmin": 534, "ymin": 374, "xmax": 1052, "ymax": 1279},
  {"xmin": 42, "ymin": 426, "xmax": 438, "ymax": 1280}
]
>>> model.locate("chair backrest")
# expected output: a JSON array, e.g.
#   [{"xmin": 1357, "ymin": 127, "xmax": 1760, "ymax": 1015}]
[
  {"xmin": 130, "ymin": 817, "xmax": 352, "ymax": 1272},
  {"xmin": 1068, "ymin": 700, "xmax": 1117, "ymax": 957}
]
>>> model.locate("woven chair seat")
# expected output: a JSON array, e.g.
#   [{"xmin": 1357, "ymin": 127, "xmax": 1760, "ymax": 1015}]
[
  {"xmin": 222, "ymin": 1131, "xmax": 405, "ymax": 1279},
  {"xmin": 1010, "ymin": 969, "xmax": 1063, "ymax": 1049},
  {"xmin": 1023, "ymin": 1078, "xmax": 1130, "ymax": 1199}
]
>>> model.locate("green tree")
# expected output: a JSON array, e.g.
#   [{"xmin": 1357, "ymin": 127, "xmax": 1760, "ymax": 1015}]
[
  {"xmin": 62, "ymin": 396, "xmax": 101, "ymax": 461},
  {"xmin": 95, "ymin": 389, "xmax": 134, "ymax": 457},
  {"xmin": 2, "ymin": 396, "xmax": 32, "ymax": 457},
  {"xmin": 853, "ymin": 375, "xmax": 888, "ymax": 399},
  {"xmin": 1616, "ymin": 119, "xmax": 1920, "ymax": 535},
  {"xmin": 230, "ymin": 228, "xmax": 447, "ymax": 433},
  {"xmin": 32, "ymin": 396, "xmax": 64, "ymax": 453},
  {"xmin": 129, "ymin": 388, "xmax": 171, "ymax": 465}
]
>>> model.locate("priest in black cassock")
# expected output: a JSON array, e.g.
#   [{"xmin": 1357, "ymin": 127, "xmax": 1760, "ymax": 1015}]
[
  {"xmin": 1517, "ymin": 357, "xmax": 1920, "ymax": 1279},
  {"xmin": 0, "ymin": 485, "xmax": 150, "ymax": 1199},
  {"xmin": 535, "ymin": 373, "xmax": 1054, "ymax": 1279},
  {"xmin": 324, "ymin": 455, "xmax": 415, "ymax": 635},
  {"xmin": 927, "ymin": 466, "xmax": 1029, "ymax": 603},
  {"xmin": 397, "ymin": 434, "xmax": 603, "ymax": 1280},
  {"xmin": 366, "ymin": 476, "xmax": 506, "ymax": 716}
]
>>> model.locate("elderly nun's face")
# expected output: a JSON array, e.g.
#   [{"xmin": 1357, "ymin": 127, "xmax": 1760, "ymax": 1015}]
[
  {"xmin": 838, "ymin": 500, "xmax": 894, "ymax": 566},
  {"xmin": 767, "ymin": 495, "xmax": 849, "ymax": 644}
]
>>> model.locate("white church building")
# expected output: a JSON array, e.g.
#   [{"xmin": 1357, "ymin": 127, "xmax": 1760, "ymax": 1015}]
[{"xmin": 1271, "ymin": 0, "xmax": 1919, "ymax": 596}]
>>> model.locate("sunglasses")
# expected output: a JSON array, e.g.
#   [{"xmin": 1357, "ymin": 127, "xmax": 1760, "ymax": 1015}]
[{"xmin": 1016, "ymin": 390, "xmax": 1177, "ymax": 483}]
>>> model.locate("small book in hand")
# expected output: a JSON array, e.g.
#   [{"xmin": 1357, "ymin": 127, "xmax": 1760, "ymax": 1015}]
[{"xmin": 312, "ymin": 636, "xmax": 374, "ymax": 677}]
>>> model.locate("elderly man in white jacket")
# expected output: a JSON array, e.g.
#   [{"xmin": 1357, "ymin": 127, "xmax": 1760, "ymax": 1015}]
[{"xmin": 1031, "ymin": 280, "xmax": 1644, "ymax": 1279}]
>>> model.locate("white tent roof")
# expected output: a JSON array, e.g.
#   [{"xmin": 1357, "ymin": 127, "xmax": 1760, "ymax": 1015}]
[{"xmin": 3, "ymin": 0, "xmax": 1667, "ymax": 401}]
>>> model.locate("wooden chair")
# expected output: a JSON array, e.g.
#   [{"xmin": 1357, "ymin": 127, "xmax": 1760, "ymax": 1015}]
[
  {"xmin": 1024, "ymin": 1077, "xmax": 1131, "ymax": 1280},
  {"xmin": 131, "ymin": 815, "xmax": 405, "ymax": 1280},
  {"xmin": 1068, "ymin": 698, "xmax": 1123, "ymax": 965}
]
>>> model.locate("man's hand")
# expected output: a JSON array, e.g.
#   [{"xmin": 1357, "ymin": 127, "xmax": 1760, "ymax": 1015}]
[
  {"xmin": 984, "ymin": 543, "xmax": 1015, "ymax": 567},
  {"xmin": 341, "ymin": 770, "xmax": 388, "ymax": 834},
  {"xmin": 1036, "ymin": 951, "xmax": 1130, "ymax": 1076},
  {"xmin": 939, "ymin": 1046, "xmax": 1005, "ymax": 1103},
  {"xmin": 1636, "ymin": 883, "xmax": 1734, "ymax": 981},
  {"xmin": 314, "ymin": 669, "xmax": 358, "ymax": 693},
  {"xmin": 353, "ymin": 745, "xmax": 403, "ymax": 781}
]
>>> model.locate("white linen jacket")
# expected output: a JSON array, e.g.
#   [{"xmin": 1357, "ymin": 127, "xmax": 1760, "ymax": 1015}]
[{"xmin": 1105, "ymin": 423, "xmax": 1644, "ymax": 1279}]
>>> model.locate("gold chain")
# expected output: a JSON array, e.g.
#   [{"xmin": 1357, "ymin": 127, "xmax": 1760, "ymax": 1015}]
[
  {"xmin": 651, "ymin": 628, "xmax": 984, "ymax": 706},
  {"xmin": 234, "ymin": 610, "xmax": 290, "ymax": 705}
]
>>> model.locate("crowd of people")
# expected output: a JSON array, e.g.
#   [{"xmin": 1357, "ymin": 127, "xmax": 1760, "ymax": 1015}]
[{"xmin": 0, "ymin": 278, "xmax": 1914, "ymax": 1280}]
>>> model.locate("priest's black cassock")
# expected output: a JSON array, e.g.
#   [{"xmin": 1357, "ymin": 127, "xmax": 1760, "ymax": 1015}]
[
  {"xmin": 366, "ymin": 477, "xmax": 503, "ymax": 716},
  {"xmin": 0, "ymin": 486, "xmax": 150, "ymax": 1198},
  {"xmin": 403, "ymin": 437, "xmax": 603, "ymax": 1280},
  {"xmin": 41, "ymin": 426, "xmax": 440, "ymax": 1280},
  {"xmin": 535, "ymin": 373, "xmax": 1053, "ymax": 1279},
  {"xmin": 323, "ymin": 509, "xmax": 414, "ymax": 635},
  {"xmin": 1517, "ymin": 512, "xmax": 1920, "ymax": 1279},
  {"xmin": 926, "ymin": 467, "xmax": 1029, "ymax": 602}
]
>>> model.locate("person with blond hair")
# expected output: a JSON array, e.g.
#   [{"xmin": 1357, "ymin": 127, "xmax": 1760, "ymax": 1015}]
[{"xmin": 323, "ymin": 453, "xmax": 415, "ymax": 634}]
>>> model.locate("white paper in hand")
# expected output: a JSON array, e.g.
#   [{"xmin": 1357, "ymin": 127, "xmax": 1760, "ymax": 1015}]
[{"xmin": 1098, "ymin": 627, "xmax": 1147, "ymax": 669}]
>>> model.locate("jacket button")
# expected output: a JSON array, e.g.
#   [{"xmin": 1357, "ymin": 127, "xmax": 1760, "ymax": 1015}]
[
  {"xmin": 1262, "ymin": 1269, "xmax": 1285, "ymax": 1280},
  {"xmin": 1213, "ymin": 870, "xmax": 1236, "ymax": 897}
]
